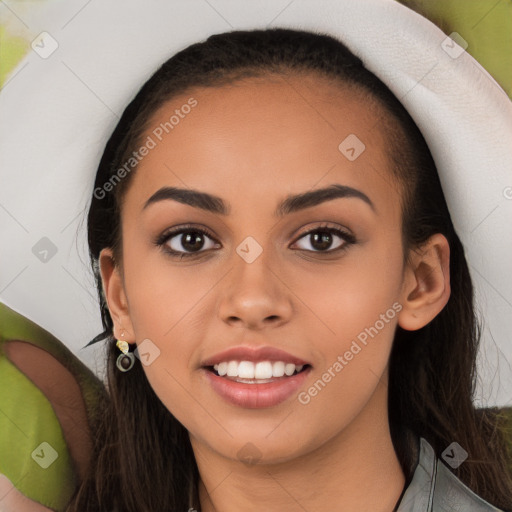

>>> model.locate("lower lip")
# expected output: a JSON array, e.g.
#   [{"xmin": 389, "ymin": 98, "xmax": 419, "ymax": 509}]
[{"xmin": 203, "ymin": 367, "xmax": 311, "ymax": 409}]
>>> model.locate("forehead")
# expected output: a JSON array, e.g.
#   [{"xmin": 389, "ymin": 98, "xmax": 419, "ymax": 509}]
[{"xmin": 123, "ymin": 73, "xmax": 399, "ymax": 216}]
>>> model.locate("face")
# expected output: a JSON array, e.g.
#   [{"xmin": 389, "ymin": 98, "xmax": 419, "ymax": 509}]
[{"xmin": 102, "ymin": 73, "xmax": 439, "ymax": 467}]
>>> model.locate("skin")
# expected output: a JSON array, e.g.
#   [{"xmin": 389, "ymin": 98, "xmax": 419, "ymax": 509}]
[{"xmin": 100, "ymin": 73, "xmax": 450, "ymax": 512}]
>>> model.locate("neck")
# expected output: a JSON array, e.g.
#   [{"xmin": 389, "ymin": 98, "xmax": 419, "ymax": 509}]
[{"xmin": 194, "ymin": 380, "xmax": 406, "ymax": 512}]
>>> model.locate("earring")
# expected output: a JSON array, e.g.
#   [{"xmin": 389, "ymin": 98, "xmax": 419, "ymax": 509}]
[{"xmin": 116, "ymin": 335, "xmax": 135, "ymax": 372}]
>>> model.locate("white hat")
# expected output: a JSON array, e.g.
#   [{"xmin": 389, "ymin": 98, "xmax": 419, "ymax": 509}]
[{"xmin": 1, "ymin": 0, "xmax": 510, "ymax": 405}]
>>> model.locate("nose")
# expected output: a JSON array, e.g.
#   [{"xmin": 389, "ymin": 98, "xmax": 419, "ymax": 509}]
[{"xmin": 218, "ymin": 249, "xmax": 293, "ymax": 331}]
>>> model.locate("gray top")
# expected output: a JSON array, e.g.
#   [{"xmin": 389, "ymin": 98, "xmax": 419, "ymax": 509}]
[{"xmin": 397, "ymin": 437, "xmax": 504, "ymax": 511}]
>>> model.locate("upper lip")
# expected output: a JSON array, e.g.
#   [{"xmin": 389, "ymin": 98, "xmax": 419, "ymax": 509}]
[{"xmin": 201, "ymin": 346, "xmax": 310, "ymax": 367}]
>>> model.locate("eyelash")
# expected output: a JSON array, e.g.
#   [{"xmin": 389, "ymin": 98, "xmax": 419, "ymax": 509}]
[{"xmin": 154, "ymin": 223, "xmax": 356, "ymax": 259}]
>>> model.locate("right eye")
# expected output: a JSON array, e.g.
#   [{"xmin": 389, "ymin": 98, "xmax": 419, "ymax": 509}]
[{"xmin": 156, "ymin": 225, "xmax": 221, "ymax": 258}]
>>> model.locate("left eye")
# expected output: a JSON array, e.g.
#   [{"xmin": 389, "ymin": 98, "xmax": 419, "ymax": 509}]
[{"xmin": 292, "ymin": 227, "xmax": 354, "ymax": 253}]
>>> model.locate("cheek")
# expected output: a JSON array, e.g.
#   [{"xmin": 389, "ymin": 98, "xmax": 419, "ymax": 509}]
[
  {"xmin": 291, "ymin": 236, "xmax": 403, "ymax": 413},
  {"xmin": 290, "ymin": 277, "xmax": 401, "ymax": 450},
  {"xmin": 121, "ymin": 232, "xmax": 212, "ymax": 340},
  {"xmin": 121, "ymin": 252, "xmax": 208, "ymax": 425},
  {"xmin": 300, "ymin": 239, "xmax": 404, "ymax": 346},
  {"xmin": 119, "ymin": 235, "xmax": 210, "ymax": 398}
]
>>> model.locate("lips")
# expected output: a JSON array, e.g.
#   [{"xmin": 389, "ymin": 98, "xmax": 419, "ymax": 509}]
[
  {"xmin": 201, "ymin": 345, "xmax": 312, "ymax": 409},
  {"xmin": 202, "ymin": 365, "xmax": 311, "ymax": 408}
]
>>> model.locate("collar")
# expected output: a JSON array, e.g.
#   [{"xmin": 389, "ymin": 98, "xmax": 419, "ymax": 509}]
[{"xmin": 397, "ymin": 437, "xmax": 504, "ymax": 511}]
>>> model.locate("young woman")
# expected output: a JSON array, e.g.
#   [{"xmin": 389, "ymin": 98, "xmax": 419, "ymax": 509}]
[{"xmin": 66, "ymin": 28, "xmax": 511, "ymax": 511}]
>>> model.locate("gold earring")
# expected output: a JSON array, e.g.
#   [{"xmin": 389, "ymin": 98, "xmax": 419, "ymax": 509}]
[{"xmin": 116, "ymin": 332, "xmax": 134, "ymax": 372}]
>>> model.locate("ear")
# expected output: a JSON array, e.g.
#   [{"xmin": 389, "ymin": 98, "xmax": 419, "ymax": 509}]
[
  {"xmin": 99, "ymin": 248, "xmax": 135, "ymax": 343},
  {"xmin": 397, "ymin": 233, "xmax": 451, "ymax": 331}
]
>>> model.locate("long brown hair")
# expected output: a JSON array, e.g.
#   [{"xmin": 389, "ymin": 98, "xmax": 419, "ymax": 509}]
[{"xmin": 67, "ymin": 28, "xmax": 512, "ymax": 511}]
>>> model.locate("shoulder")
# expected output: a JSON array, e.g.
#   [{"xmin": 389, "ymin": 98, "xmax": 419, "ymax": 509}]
[
  {"xmin": 397, "ymin": 437, "xmax": 505, "ymax": 512},
  {"xmin": 433, "ymin": 452, "xmax": 505, "ymax": 511}
]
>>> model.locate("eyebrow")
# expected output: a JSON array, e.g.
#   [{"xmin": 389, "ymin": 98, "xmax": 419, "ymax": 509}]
[{"xmin": 143, "ymin": 183, "xmax": 375, "ymax": 216}]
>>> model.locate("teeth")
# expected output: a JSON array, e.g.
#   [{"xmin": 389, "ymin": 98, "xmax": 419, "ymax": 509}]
[
  {"xmin": 227, "ymin": 361, "xmax": 239, "ymax": 377},
  {"xmin": 211, "ymin": 360, "xmax": 306, "ymax": 378},
  {"xmin": 284, "ymin": 363, "xmax": 295, "ymax": 376},
  {"xmin": 238, "ymin": 361, "xmax": 255, "ymax": 379},
  {"xmin": 272, "ymin": 361, "xmax": 285, "ymax": 377},
  {"xmin": 255, "ymin": 361, "xmax": 273, "ymax": 379}
]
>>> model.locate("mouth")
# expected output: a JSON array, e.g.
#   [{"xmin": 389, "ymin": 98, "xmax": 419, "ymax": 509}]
[{"xmin": 202, "ymin": 360, "xmax": 312, "ymax": 409}]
